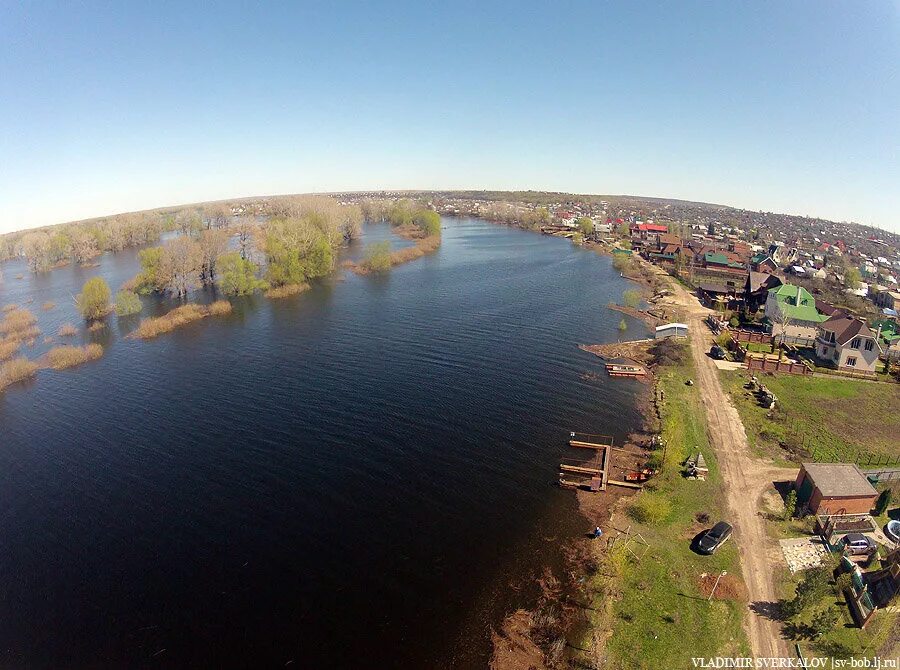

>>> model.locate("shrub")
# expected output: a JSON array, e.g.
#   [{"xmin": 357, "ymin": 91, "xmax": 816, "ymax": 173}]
[
  {"xmin": 264, "ymin": 283, "xmax": 310, "ymax": 299},
  {"xmin": 76, "ymin": 277, "xmax": 111, "ymax": 320},
  {"xmin": 206, "ymin": 300, "xmax": 232, "ymax": 316},
  {"xmin": 0, "ymin": 357, "xmax": 39, "ymax": 391},
  {"xmin": 42, "ymin": 301, "xmax": 55, "ymax": 311},
  {"xmin": 623, "ymin": 289, "xmax": 641, "ymax": 308},
  {"xmin": 46, "ymin": 344, "xmax": 103, "ymax": 370},
  {"xmin": 58, "ymin": 323, "xmax": 78, "ymax": 337},
  {"xmin": 0, "ymin": 338, "xmax": 20, "ymax": 361},
  {"xmin": 627, "ymin": 493, "xmax": 672, "ymax": 524},
  {"xmin": 115, "ymin": 290, "xmax": 142, "ymax": 316},
  {"xmin": 362, "ymin": 241, "xmax": 392, "ymax": 273},
  {"xmin": 0, "ymin": 307, "xmax": 38, "ymax": 339}
]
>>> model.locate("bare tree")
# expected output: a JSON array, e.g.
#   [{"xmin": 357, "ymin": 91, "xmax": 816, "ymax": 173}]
[
  {"xmin": 70, "ymin": 228, "xmax": 99, "ymax": 265},
  {"xmin": 235, "ymin": 217, "xmax": 258, "ymax": 260},
  {"xmin": 198, "ymin": 229, "xmax": 229, "ymax": 284},
  {"xmin": 21, "ymin": 231, "xmax": 52, "ymax": 272},
  {"xmin": 160, "ymin": 236, "xmax": 202, "ymax": 298}
]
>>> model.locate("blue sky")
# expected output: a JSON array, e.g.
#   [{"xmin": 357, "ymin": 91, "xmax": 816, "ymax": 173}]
[{"xmin": 1, "ymin": 1, "xmax": 898, "ymax": 233}]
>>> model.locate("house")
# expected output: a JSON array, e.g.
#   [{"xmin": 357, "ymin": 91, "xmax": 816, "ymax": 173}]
[
  {"xmin": 750, "ymin": 253, "xmax": 778, "ymax": 273},
  {"xmin": 816, "ymin": 315, "xmax": 882, "ymax": 374},
  {"xmin": 874, "ymin": 290, "xmax": 900, "ymax": 311},
  {"xmin": 765, "ymin": 284, "xmax": 828, "ymax": 344},
  {"xmin": 698, "ymin": 283, "xmax": 741, "ymax": 310},
  {"xmin": 745, "ymin": 271, "xmax": 782, "ymax": 313},
  {"xmin": 874, "ymin": 320, "xmax": 900, "ymax": 361},
  {"xmin": 795, "ymin": 463, "xmax": 879, "ymax": 516}
]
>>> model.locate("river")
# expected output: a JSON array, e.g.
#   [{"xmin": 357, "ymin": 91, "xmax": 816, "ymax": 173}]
[{"xmin": 0, "ymin": 217, "xmax": 647, "ymax": 668}]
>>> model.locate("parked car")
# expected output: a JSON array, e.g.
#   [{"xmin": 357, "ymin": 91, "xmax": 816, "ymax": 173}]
[
  {"xmin": 698, "ymin": 521, "xmax": 733, "ymax": 554},
  {"xmin": 709, "ymin": 345, "xmax": 726, "ymax": 360},
  {"xmin": 842, "ymin": 533, "xmax": 876, "ymax": 556}
]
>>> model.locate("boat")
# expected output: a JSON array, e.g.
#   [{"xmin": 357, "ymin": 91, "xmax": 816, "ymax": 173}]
[
  {"xmin": 605, "ymin": 357, "xmax": 647, "ymax": 378},
  {"xmin": 885, "ymin": 520, "xmax": 900, "ymax": 543}
]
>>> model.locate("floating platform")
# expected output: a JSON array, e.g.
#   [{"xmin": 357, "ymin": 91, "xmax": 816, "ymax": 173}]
[{"xmin": 605, "ymin": 357, "xmax": 647, "ymax": 377}]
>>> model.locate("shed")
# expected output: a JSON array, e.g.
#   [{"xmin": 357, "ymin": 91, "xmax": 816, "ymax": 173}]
[
  {"xmin": 655, "ymin": 323, "xmax": 689, "ymax": 339},
  {"xmin": 795, "ymin": 463, "xmax": 879, "ymax": 515}
]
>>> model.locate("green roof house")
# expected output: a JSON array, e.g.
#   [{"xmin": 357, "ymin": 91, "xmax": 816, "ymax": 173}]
[{"xmin": 765, "ymin": 284, "xmax": 827, "ymax": 345}]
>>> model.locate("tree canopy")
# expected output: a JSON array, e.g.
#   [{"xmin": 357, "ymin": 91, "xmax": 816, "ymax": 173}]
[{"xmin": 76, "ymin": 277, "xmax": 111, "ymax": 321}]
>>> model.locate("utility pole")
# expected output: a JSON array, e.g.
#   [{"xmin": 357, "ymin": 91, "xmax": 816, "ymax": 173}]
[{"xmin": 708, "ymin": 570, "xmax": 727, "ymax": 602}]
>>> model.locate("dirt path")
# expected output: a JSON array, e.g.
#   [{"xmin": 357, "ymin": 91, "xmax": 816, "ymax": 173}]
[{"xmin": 651, "ymin": 267, "xmax": 793, "ymax": 659}]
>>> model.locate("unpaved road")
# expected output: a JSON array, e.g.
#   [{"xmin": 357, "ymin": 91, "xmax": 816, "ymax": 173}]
[{"xmin": 652, "ymin": 269, "xmax": 793, "ymax": 659}]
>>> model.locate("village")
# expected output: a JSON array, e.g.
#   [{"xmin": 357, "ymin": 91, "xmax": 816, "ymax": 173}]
[{"xmin": 401, "ymin": 190, "xmax": 900, "ymax": 665}]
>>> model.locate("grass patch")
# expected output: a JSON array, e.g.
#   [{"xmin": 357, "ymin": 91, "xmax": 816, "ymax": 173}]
[
  {"xmin": 349, "ymin": 235, "xmax": 441, "ymax": 275},
  {"xmin": 264, "ymin": 283, "xmax": 310, "ymax": 299},
  {"xmin": 131, "ymin": 301, "xmax": 232, "ymax": 340},
  {"xmin": 583, "ymin": 346, "xmax": 749, "ymax": 668},
  {"xmin": 720, "ymin": 370, "xmax": 900, "ymax": 463},
  {"xmin": 58, "ymin": 323, "xmax": 78, "ymax": 337},
  {"xmin": 45, "ymin": 344, "xmax": 103, "ymax": 370},
  {"xmin": 41, "ymin": 301, "xmax": 56, "ymax": 311},
  {"xmin": 0, "ymin": 357, "xmax": 39, "ymax": 392}
]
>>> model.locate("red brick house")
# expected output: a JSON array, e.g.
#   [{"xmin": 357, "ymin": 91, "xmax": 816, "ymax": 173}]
[{"xmin": 795, "ymin": 463, "xmax": 879, "ymax": 515}]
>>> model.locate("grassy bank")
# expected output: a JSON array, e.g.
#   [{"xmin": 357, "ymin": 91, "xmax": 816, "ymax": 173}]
[
  {"xmin": 578, "ymin": 344, "xmax": 748, "ymax": 668},
  {"xmin": 719, "ymin": 371, "xmax": 900, "ymax": 464}
]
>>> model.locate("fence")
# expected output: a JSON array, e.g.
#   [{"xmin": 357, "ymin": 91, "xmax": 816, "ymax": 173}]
[
  {"xmin": 809, "ymin": 446, "xmax": 900, "ymax": 469},
  {"xmin": 733, "ymin": 329, "xmax": 773, "ymax": 345},
  {"xmin": 746, "ymin": 357, "xmax": 812, "ymax": 375}
]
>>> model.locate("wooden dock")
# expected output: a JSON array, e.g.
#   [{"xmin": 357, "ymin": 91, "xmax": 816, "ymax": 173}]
[
  {"xmin": 559, "ymin": 431, "xmax": 649, "ymax": 492},
  {"xmin": 559, "ymin": 463, "xmax": 603, "ymax": 476}
]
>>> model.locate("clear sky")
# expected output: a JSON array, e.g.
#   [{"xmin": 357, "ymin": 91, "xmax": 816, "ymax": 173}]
[{"xmin": 1, "ymin": 1, "xmax": 898, "ymax": 233}]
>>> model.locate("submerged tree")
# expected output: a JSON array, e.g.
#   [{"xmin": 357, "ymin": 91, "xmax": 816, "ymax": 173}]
[
  {"xmin": 160, "ymin": 236, "xmax": 203, "ymax": 299},
  {"xmin": 362, "ymin": 241, "xmax": 392, "ymax": 273},
  {"xmin": 76, "ymin": 277, "xmax": 111, "ymax": 321},
  {"xmin": 114, "ymin": 290, "xmax": 142, "ymax": 317},
  {"xmin": 217, "ymin": 252, "xmax": 266, "ymax": 296}
]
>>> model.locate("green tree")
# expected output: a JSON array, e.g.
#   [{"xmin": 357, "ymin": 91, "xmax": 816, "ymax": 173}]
[
  {"xmin": 808, "ymin": 607, "xmax": 839, "ymax": 638},
  {"xmin": 783, "ymin": 490, "xmax": 797, "ymax": 520},
  {"xmin": 217, "ymin": 252, "xmax": 266, "ymax": 295},
  {"xmin": 76, "ymin": 277, "xmax": 111, "ymax": 321},
  {"xmin": 875, "ymin": 489, "xmax": 892, "ymax": 516},
  {"xmin": 413, "ymin": 210, "xmax": 442, "ymax": 237},
  {"xmin": 577, "ymin": 217, "xmax": 594, "ymax": 236},
  {"xmin": 782, "ymin": 565, "xmax": 832, "ymax": 619},
  {"xmin": 844, "ymin": 266, "xmax": 862, "ymax": 289},
  {"xmin": 618, "ymin": 318, "xmax": 627, "ymax": 333},
  {"xmin": 363, "ymin": 241, "xmax": 392, "ymax": 273},
  {"xmin": 114, "ymin": 290, "xmax": 142, "ymax": 316},
  {"xmin": 135, "ymin": 247, "xmax": 164, "ymax": 293}
]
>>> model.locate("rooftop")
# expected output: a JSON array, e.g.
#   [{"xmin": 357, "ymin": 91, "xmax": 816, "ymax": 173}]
[{"xmin": 801, "ymin": 463, "xmax": 878, "ymax": 499}]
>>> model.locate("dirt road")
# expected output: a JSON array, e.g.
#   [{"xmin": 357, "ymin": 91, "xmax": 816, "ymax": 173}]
[{"xmin": 654, "ymin": 270, "xmax": 793, "ymax": 659}]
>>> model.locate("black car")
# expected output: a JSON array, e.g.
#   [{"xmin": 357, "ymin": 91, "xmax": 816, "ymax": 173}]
[
  {"xmin": 698, "ymin": 521, "xmax": 733, "ymax": 554},
  {"xmin": 710, "ymin": 345, "xmax": 726, "ymax": 360}
]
